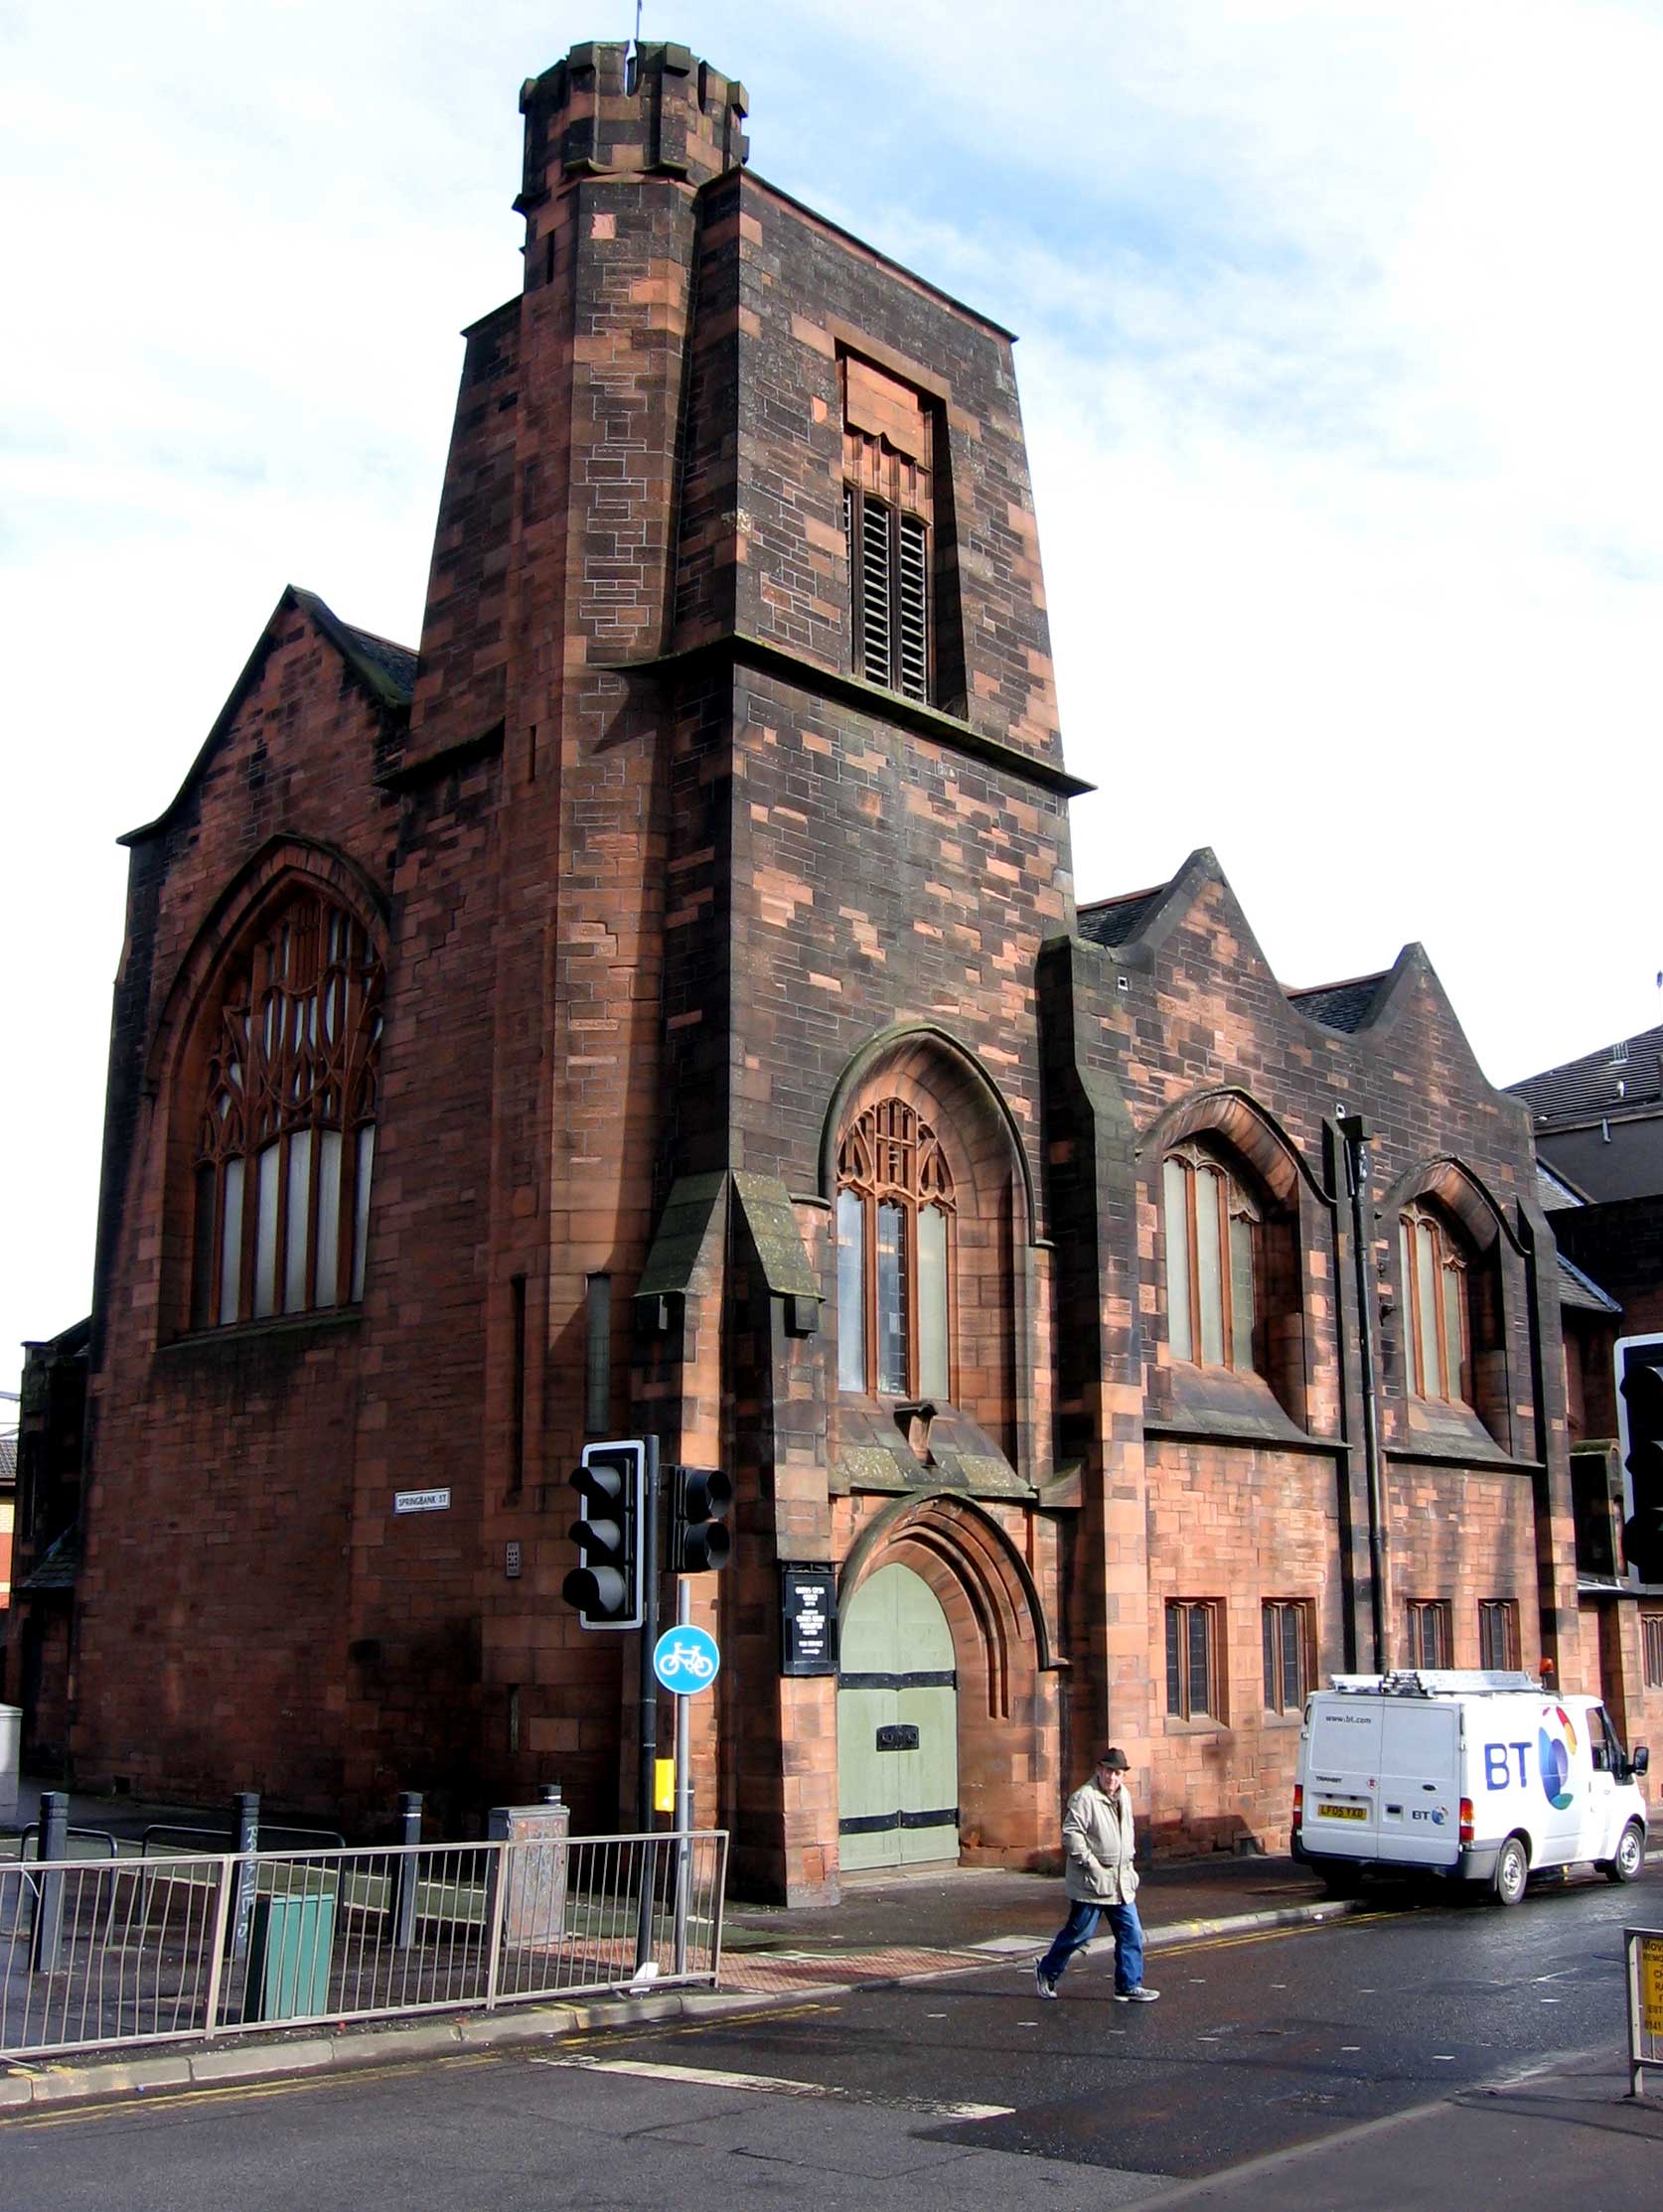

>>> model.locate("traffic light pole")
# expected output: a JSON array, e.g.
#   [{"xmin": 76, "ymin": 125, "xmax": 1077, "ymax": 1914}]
[
  {"xmin": 636, "ymin": 1433, "xmax": 662, "ymax": 1833},
  {"xmin": 634, "ymin": 1434, "xmax": 662, "ymax": 1978},
  {"xmin": 674, "ymin": 1574, "xmax": 692, "ymax": 1976}
]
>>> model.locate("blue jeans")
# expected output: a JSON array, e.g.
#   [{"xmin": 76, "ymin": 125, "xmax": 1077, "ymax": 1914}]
[{"xmin": 1038, "ymin": 1896, "xmax": 1145, "ymax": 1992}]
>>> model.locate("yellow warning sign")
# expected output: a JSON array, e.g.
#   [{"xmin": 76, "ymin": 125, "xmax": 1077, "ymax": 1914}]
[
  {"xmin": 1640, "ymin": 1936, "xmax": 1663, "ymax": 2039},
  {"xmin": 654, "ymin": 1757, "xmax": 676, "ymax": 1815}
]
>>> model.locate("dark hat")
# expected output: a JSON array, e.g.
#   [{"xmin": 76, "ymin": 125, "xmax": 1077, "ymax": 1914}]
[{"xmin": 1096, "ymin": 1746, "xmax": 1131, "ymax": 1771}]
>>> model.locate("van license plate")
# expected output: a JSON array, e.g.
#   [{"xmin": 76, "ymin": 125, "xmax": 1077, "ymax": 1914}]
[{"xmin": 1318, "ymin": 1803, "xmax": 1368, "ymax": 1821}]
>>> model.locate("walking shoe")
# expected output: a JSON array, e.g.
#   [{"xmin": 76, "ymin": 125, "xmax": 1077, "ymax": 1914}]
[
  {"xmin": 1033, "ymin": 1963, "xmax": 1059, "ymax": 1999},
  {"xmin": 1114, "ymin": 1987, "xmax": 1160, "ymax": 2002}
]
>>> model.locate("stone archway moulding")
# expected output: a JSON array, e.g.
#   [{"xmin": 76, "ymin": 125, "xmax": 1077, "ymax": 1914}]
[
  {"xmin": 818, "ymin": 1023, "xmax": 1039, "ymax": 1243},
  {"xmin": 838, "ymin": 1490, "xmax": 1055, "ymax": 1678},
  {"xmin": 142, "ymin": 834, "xmax": 389, "ymax": 1098},
  {"xmin": 1139, "ymin": 1085, "xmax": 1328, "ymax": 1210}
]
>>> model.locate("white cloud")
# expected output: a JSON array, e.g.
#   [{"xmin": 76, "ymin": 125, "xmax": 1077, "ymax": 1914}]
[{"xmin": 3, "ymin": 0, "xmax": 1662, "ymax": 1375}]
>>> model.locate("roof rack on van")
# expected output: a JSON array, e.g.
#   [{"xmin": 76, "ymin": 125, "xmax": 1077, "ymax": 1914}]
[{"xmin": 1327, "ymin": 1669, "xmax": 1543, "ymax": 1697}]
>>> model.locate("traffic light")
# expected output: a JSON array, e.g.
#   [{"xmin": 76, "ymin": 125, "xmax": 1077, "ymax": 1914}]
[
  {"xmin": 672, "ymin": 1466, "xmax": 732, "ymax": 1575},
  {"xmin": 1616, "ymin": 1335, "xmax": 1663, "ymax": 1585},
  {"xmin": 563, "ymin": 1439, "xmax": 646, "ymax": 1628}
]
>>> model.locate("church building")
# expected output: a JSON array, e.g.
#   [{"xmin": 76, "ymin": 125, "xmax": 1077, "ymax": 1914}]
[{"xmin": 12, "ymin": 41, "xmax": 1626, "ymax": 1901}]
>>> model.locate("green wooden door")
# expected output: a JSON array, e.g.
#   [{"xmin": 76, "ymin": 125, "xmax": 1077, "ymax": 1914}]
[{"xmin": 837, "ymin": 1563, "xmax": 959, "ymax": 1872}]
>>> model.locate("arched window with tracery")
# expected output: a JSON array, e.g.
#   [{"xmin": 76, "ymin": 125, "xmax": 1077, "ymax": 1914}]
[
  {"xmin": 191, "ymin": 893, "xmax": 384, "ymax": 1330},
  {"xmin": 835, "ymin": 1100, "xmax": 955, "ymax": 1399},
  {"xmin": 1399, "ymin": 1203, "xmax": 1469, "ymax": 1403},
  {"xmin": 1161, "ymin": 1143, "xmax": 1261, "ymax": 1373}
]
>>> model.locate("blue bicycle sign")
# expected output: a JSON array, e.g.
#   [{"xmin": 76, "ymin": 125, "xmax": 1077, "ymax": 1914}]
[{"xmin": 653, "ymin": 1624, "xmax": 721, "ymax": 1696}]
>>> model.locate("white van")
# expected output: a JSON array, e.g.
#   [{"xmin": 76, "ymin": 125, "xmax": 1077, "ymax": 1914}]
[{"xmin": 1290, "ymin": 1669, "xmax": 1649, "ymax": 1905}]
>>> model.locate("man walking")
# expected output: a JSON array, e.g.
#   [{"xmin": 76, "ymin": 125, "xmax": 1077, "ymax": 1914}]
[{"xmin": 1034, "ymin": 1747, "xmax": 1159, "ymax": 2002}]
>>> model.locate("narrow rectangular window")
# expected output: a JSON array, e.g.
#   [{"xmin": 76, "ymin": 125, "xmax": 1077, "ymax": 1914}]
[
  {"xmin": 875, "ymin": 1199, "xmax": 908, "ymax": 1396},
  {"xmin": 1165, "ymin": 1603, "xmax": 1183, "ymax": 1716},
  {"xmin": 836, "ymin": 1190, "xmax": 867, "ymax": 1393},
  {"xmin": 253, "ymin": 1142, "xmax": 281, "ymax": 1319},
  {"xmin": 284, "ymin": 1129, "xmax": 314, "ymax": 1312},
  {"xmin": 1478, "ymin": 1599, "xmax": 1518, "ymax": 1672},
  {"xmin": 510, "ymin": 1273, "xmax": 528, "ymax": 1492},
  {"xmin": 1415, "ymin": 1222, "xmax": 1439, "ymax": 1397},
  {"xmin": 1166, "ymin": 1599, "xmax": 1221, "ymax": 1720},
  {"xmin": 1163, "ymin": 1157, "xmax": 1193, "ymax": 1362},
  {"xmin": 193, "ymin": 1166, "xmax": 218, "ymax": 1331},
  {"xmin": 315, "ymin": 1129, "xmax": 343, "ymax": 1306},
  {"xmin": 1229, "ymin": 1210, "xmax": 1256, "ymax": 1375},
  {"xmin": 1399, "ymin": 1221, "xmax": 1419, "ymax": 1392},
  {"xmin": 351, "ymin": 1125, "xmax": 375, "ymax": 1303},
  {"xmin": 1194, "ymin": 1168, "xmax": 1225, "ymax": 1368},
  {"xmin": 1642, "ymin": 1611, "xmax": 1663, "ymax": 1690},
  {"xmin": 219, "ymin": 1157, "xmax": 245, "ymax": 1326},
  {"xmin": 1406, "ymin": 1599, "xmax": 1451, "ymax": 1670},
  {"xmin": 917, "ymin": 1203, "xmax": 949, "ymax": 1401},
  {"xmin": 1262, "ymin": 1600, "xmax": 1311, "ymax": 1714},
  {"xmin": 584, "ymin": 1273, "xmax": 611, "ymax": 1436}
]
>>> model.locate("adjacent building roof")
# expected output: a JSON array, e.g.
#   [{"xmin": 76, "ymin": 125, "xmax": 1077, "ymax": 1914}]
[
  {"xmin": 1507, "ymin": 1020, "xmax": 1663, "ymax": 1127},
  {"xmin": 1557, "ymin": 1251, "xmax": 1621, "ymax": 1316},
  {"xmin": 1536, "ymin": 1159, "xmax": 1590, "ymax": 1211}
]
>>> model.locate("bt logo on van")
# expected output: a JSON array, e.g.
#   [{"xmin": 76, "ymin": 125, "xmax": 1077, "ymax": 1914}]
[{"xmin": 1482, "ymin": 1704, "xmax": 1578, "ymax": 1810}]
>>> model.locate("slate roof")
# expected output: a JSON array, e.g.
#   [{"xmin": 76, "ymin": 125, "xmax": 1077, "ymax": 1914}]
[
  {"xmin": 1557, "ymin": 1252, "xmax": 1621, "ymax": 1316},
  {"xmin": 18, "ymin": 1527, "xmax": 80, "ymax": 1592},
  {"xmin": 0, "ymin": 1431, "xmax": 16, "ymax": 1484},
  {"xmin": 1507, "ymin": 1021, "xmax": 1663, "ymax": 1126},
  {"xmin": 1077, "ymin": 885, "xmax": 1167, "ymax": 949},
  {"xmin": 1536, "ymin": 1159, "xmax": 1590, "ymax": 1211},
  {"xmin": 1285, "ymin": 972, "xmax": 1390, "ymax": 1034},
  {"xmin": 290, "ymin": 588, "xmax": 418, "ymax": 709}
]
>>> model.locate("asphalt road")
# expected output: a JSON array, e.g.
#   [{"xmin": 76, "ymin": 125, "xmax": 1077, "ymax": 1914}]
[{"xmin": 3, "ymin": 1870, "xmax": 1656, "ymax": 2212}]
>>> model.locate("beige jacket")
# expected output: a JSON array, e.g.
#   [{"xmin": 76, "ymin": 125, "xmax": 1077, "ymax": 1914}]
[{"xmin": 1061, "ymin": 1778, "xmax": 1140, "ymax": 1904}]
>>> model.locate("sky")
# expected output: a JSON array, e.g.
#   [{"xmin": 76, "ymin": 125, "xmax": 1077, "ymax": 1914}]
[{"xmin": 4, "ymin": 0, "xmax": 1662, "ymax": 1386}]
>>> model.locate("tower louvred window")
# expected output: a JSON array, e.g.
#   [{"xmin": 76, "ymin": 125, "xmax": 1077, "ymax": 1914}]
[
  {"xmin": 193, "ymin": 893, "xmax": 384, "ymax": 1330},
  {"xmin": 842, "ymin": 355, "xmax": 933, "ymax": 702}
]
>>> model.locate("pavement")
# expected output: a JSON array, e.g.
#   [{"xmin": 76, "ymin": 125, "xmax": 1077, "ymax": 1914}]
[{"xmin": 4, "ymin": 1774, "xmax": 1662, "ymax": 2212}]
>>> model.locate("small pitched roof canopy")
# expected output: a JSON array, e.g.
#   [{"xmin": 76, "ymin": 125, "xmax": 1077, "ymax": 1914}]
[{"xmin": 1507, "ymin": 1020, "xmax": 1663, "ymax": 1128}]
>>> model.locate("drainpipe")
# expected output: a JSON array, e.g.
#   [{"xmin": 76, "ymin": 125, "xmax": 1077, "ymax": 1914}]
[{"xmin": 1339, "ymin": 1114, "xmax": 1387, "ymax": 1672}]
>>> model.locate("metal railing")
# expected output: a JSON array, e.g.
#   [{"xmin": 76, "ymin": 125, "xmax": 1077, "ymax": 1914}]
[{"xmin": 0, "ymin": 1829, "xmax": 727, "ymax": 2062}]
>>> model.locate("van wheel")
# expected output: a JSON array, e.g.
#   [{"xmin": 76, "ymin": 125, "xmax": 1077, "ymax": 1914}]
[
  {"xmin": 1605, "ymin": 1823, "xmax": 1645, "ymax": 1884},
  {"xmin": 1493, "ymin": 1835, "xmax": 1529, "ymax": 1907}
]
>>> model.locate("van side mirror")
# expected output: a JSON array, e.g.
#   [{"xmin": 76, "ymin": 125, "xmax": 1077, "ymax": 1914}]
[{"xmin": 1633, "ymin": 1744, "xmax": 1650, "ymax": 1778}]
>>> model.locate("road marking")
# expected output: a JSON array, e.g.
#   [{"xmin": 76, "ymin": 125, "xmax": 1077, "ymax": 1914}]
[
  {"xmin": 4, "ymin": 2054, "xmax": 502, "ymax": 2132},
  {"xmin": 533, "ymin": 2054, "xmax": 1013, "ymax": 2122}
]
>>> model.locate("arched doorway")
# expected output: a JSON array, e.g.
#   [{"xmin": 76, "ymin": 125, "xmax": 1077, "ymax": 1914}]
[{"xmin": 836, "ymin": 1561, "xmax": 960, "ymax": 1871}]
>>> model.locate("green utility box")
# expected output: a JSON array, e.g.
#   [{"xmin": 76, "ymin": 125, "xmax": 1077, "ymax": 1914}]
[{"xmin": 245, "ymin": 1887, "xmax": 337, "ymax": 2021}]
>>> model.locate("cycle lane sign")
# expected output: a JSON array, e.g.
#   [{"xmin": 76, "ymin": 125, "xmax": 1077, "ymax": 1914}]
[{"xmin": 653, "ymin": 1624, "xmax": 721, "ymax": 1696}]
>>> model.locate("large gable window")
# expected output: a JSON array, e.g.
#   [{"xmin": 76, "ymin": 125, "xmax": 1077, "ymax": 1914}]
[
  {"xmin": 842, "ymin": 356, "xmax": 933, "ymax": 703},
  {"xmin": 1162, "ymin": 1145, "xmax": 1259, "ymax": 1373},
  {"xmin": 1399, "ymin": 1204, "xmax": 1469, "ymax": 1404},
  {"xmin": 835, "ymin": 1100, "xmax": 954, "ymax": 1399},
  {"xmin": 192, "ymin": 893, "xmax": 383, "ymax": 1329}
]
